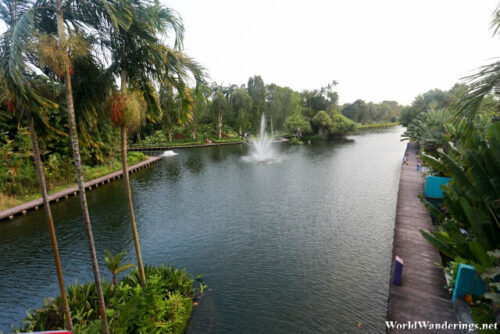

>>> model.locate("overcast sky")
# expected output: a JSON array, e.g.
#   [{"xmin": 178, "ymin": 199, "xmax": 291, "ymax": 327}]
[{"xmin": 165, "ymin": 0, "xmax": 500, "ymax": 105}]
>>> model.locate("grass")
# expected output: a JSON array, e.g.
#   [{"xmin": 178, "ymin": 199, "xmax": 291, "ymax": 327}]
[{"xmin": 0, "ymin": 152, "xmax": 148, "ymax": 212}]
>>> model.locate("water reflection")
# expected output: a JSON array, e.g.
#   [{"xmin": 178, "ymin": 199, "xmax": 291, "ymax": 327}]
[{"xmin": 186, "ymin": 156, "xmax": 204, "ymax": 174}]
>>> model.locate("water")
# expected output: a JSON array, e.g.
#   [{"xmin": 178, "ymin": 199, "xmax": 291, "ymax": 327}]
[{"xmin": 0, "ymin": 127, "xmax": 406, "ymax": 333}]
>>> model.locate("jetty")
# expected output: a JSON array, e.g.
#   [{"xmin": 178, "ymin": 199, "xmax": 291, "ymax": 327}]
[
  {"xmin": 128, "ymin": 138, "xmax": 289, "ymax": 152},
  {"xmin": 129, "ymin": 141, "xmax": 244, "ymax": 152},
  {"xmin": 387, "ymin": 143, "xmax": 456, "ymax": 331},
  {"xmin": 0, "ymin": 156, "xmax": 161, "ymax": 222}
]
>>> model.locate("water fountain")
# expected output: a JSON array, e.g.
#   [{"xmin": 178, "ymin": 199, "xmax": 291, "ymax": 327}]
[
  {"xmin": 243, "ymin": 114, "xmax": 282, "ymax": 163},
  {"xmin": 161, "ymin": 150, "xmax": 178, "ymax": 157}
]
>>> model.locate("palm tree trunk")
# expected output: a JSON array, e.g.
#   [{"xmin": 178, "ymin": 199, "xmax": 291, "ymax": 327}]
[
  {"xmin": 192, "ymin": 113, "xmax": 197, "ymax": 139},
  {"xmin": 29, "ymin": 117, "xmax": 73, "ymax": 331},
  {"xmin": 120, "ymin": 68, "xmax": 146, "ymax": 287},
  {"xmin": 270, "ymin": 114, "xmax": 274, "ymax": 136},
  {"xmin": 238, "ymin": 110, "xmax": 242, "ymax": 136},
  {"xmin": 218, "ymin": 112, "xmax": 222, "ymax": 139},
  {"xmin": 56, "ymin": 2, "xmax": 109, "ymax": 333}
]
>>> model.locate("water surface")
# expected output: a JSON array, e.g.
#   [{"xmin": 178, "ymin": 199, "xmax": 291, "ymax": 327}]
[{"xmin": 0, "ymin": 127, "xmax": 406, "ymax": 333}]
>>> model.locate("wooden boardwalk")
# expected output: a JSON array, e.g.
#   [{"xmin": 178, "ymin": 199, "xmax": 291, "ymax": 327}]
[
  {"xmin": 387, "ymin": 143, "xmax": 456, "ymax": 332},
  {"xmin": 129, "ymin": 141, "xmax": 244, "ymax": 152},
  {"xmin": 128, "ymin": 138, "xmax": 289, "ymax": 152},
  {"xmin": 0, "ymin": 156, "xmax": 161, "ymax": 222}
]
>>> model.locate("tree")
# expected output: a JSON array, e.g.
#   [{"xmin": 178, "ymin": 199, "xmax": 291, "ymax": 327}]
[
  {"xmin": 266, "ymin": 83, "xmax": 283, "ymax": 136},
  {"xmin": 329, "ymin": 112, "xmax": 356, "ymax": 136},
  {"xmin": 104, "ymin": 250, "xmax": 135, "ymax": 287},
  {"xmin": 190, "ymin": 83, "xmax": 210, "ymax": 139},
  {"xmin": 311, "ymin": 111, "xmax": 332, "ymax": 136},
  {"xmin": 400, "ymin": 89, "xmax": 450, "ymax": 126},
  {"xmin": 211, "ymin": 89, "xmax": 227, "ymax": 139},
  {"xmin": 55, "ymin": 1, "xmax": 110, "ymax": 331},
  {"xmin": 247, "ymin": 75, "xmax": 266, "ymax": 129},
  {"xmin": 230, "ymin": 87, "xmax": 252, "ymax": 135},
  {"xmin": 284, "ymin": 113, "xmax": 311, "ymax": 136},
  {"xmin": 320, "ymin": 80, "xmax": 339, "ymax": 114},
  {"xmin": 160, "ymin": 82, "xmax": 193, "ymax": 142},
  {"xmin": 0, "ymin": 72, "xmax": 74, "ymax": 333},
  {"xmin": 103, "ymin": 0, "xmax": 203, "ymax": 289}
]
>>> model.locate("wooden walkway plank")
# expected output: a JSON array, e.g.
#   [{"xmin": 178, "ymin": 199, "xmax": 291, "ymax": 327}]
[
  {"xmin": 0, "ymin": 156, "xmax": 162, "ymax": 221},
  {"xmin": 387, "ymin": 143, "xmax": 456, "ymax": 332}
]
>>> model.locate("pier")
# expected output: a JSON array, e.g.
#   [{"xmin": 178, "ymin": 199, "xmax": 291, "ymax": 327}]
[
  {"xmin": 0, "ymin": 156, "xmax": 161, "ymax": 221},
  {"xmin": 387, "ymin": 143, "xmax": 456, "ymax": 331}
]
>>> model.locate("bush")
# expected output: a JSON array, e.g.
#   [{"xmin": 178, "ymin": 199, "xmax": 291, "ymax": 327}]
[
  {"xmin": 284, "ymin": 113, "xmax": 312, "ymax": 136},
  {"xmin": 311, "ymin": 111, "xmax": 332, "ymax": 136},
  {"xmin": 329, "ymin": 112, "xmax": 357, "ymax": 136},
  {"xmin": 289, "ymin": 137, "xmax": 303, "ymax": 145},
  {"xmin": 18, "ymin": 264, "xmax": 202, "ymax": 334}
]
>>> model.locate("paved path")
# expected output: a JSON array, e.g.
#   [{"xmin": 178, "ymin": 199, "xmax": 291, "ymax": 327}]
[
  {"xmin": 0, "ymin": 156, "xmax": 161, "ymax": 221},
  {"xmin": 387, "ymin": 143, "xmax": 456, "ymax": 333}
]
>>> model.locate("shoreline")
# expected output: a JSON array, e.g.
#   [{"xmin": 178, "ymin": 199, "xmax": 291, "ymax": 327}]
[{"xmin": 0, "ymin": 156, "xmax": 162, "ymax": 222}]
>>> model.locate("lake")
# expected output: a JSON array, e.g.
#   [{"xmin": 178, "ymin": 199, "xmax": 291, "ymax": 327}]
[{"xmin": 0, "ymin": 126, "xmax": 406, "ymax": 333}]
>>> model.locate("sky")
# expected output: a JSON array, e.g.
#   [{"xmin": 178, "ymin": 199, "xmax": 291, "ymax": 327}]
[{"xmin": 164, "ymin": 0, "xmax": 500, "ymax": 105}]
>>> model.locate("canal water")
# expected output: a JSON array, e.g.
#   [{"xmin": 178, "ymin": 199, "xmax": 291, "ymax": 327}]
[{"xmin": 0, "ymin": 127, "xmax": 406, "ymax": 333}]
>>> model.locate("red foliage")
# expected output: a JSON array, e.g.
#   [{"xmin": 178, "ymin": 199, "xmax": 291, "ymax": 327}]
[
  {"xmin": 110, "ymin": 94, "xmax": 125, "ymax": 126},
  {"xmin": 6, "ymin": 99, "xmax": 14, "ymax": 113},
  {"xmin": 174, "ymin": 133, "xmax": 184, "ymax": 139}
]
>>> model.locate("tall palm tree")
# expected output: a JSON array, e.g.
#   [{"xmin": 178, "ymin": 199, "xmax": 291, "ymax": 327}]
[
  {"xmin": 0, "ymin": 1, "xmax": 73, "ymax": 330},
  {"xmin": 54, "ymin": 1, "xmax": 110, "ymax": 332},
  {"xmin": 160, "ymin": 81, "xmax": 193, "ymax": 142},
  {"xmin": 212, "ymin": 88, "xmax": 227, "ymax": 139},
  {"xmin": 103, "ymin": 0, "xmax": 205, "ymax": 287}
]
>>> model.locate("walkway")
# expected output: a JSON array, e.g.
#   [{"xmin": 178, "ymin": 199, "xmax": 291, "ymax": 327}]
[
  {"xmin": 387, "ymin": 143, "xmax": 456, "ymax": 332},
  {"xmin": 0, "ymin": 156, "xmax": 161, "ymax": 221},
  {"xmin": 128, "ymin": 138, "xmax": 289, "ymax": 152}
]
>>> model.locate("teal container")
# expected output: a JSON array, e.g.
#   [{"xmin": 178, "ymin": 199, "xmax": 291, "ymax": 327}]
[
  {"xmin": 425, "ymin": 176, "xmax": 452, "ymax": 199},
  {"xmin": 452, "ymin": 264, "xmax": 486, "ymax": 302}
]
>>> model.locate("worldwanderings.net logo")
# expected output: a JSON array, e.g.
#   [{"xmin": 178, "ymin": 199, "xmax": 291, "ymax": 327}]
[{"xmin": 386, "ymin": 321, "xmax": 498, "ymax": 332}]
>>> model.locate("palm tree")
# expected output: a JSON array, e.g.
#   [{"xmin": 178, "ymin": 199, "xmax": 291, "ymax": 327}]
[
  {"xmin": 160, "ymin": 82, "xmax": 193, "ymax": 142},
  {"xmin": 212, "ymin": 88, "xmax": 227, "ymax": 139},
  {"xmin": 0, "ymin": 1, "xmax": 73, "ymax": 330},
  {"xmin": 103, "ymin": 0, "xmax": 205, "ymax": 287},
  {"xmin": 453, "ymin": 4, "xmax": 500, "ymax": 141},
  {"xmin": 230, "ymin": 87, "xmax": 252, "ymax": 136},
  {"xmin": 54, "ymin": 1, "xmax": 110, "ymax": 332},
  {"xmin": 104, "ymin": 250, "xmax": 135, "ymax": 286}
]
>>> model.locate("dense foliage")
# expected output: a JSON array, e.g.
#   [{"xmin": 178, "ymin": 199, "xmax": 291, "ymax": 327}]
[
  {"xmin": 403, "ymin": 7, "xmax": 500, "ymax": 321},
  {"xmin": 18, "ymin": 264, "xmax": 202, "ymax": 334},
  {"xmin": 0, "ymin": 124, "xmax": 146, "ymax": 200}
]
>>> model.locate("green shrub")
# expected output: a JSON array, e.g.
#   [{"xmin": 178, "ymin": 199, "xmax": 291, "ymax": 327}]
[
  {"xmin": 284, "ymin": 113, "xmax": 311, "ymax": 136},
  {"xmin": 289, "ymin": 137, "xmax": 303, "ymax": 145},
  {"xmin": 18, "ymin": 264, "xmax": 202, "ymax": 334},
  {"xmin": 329, "ymin": 112, "xmax": 357, "ymax": 136}
]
